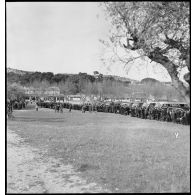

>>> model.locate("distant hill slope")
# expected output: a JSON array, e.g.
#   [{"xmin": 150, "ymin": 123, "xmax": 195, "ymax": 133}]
[
  {"xmin": 7, "ymin": 67, "xmax": 33, "ymax": 75},
  {"xmin": 7, "ymin": 67, "xmax": 138, "ymax": 83},
  {"xmin": 104, "ymin": 75, "xmax": 137, "ymax": 83}
]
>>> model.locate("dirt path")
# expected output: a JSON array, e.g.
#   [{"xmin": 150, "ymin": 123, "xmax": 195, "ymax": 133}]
[{"xmin": 7, "ymin": 128, "xmax": 110, "ymax": 193}]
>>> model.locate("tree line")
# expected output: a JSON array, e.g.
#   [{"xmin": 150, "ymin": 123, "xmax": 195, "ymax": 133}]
[
  {"xmin": 7, "ymin": 71, "xmax": 184, "ymax": 101},
  {"xmin": 7, "ymin": 71, "xmax": 98, "ymax": 85},
  {"xmin": 7, "ymin": 71, "xmax": 129, "ymax": 96}
]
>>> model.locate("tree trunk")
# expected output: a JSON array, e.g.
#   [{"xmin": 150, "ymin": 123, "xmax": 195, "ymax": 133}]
[
  {"xmin": 147, "ymin": 50, "xmax": 190, "ymax": 104},
  {"xmin": 171, "ymin": 74, "xmax": 190, "ymax": 103}
]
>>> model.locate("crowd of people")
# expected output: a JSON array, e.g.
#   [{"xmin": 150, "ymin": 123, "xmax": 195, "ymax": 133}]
[
  {"xmin": 7, "ymin": 98, "xmax": 190, "ymax": 126},
  {"xmin": 6, "ymin": 96, "xmax": 190, "ymax": 125},
  {"xmin": 37, "ymin": 100, "xmax": 190, "ymax": 125}
]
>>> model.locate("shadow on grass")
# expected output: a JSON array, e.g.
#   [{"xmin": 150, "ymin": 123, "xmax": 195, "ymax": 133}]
[
  {"xmin": 77, "ymin": 164, "xmax": 100, "ymax": 172},
  {"xmin": 13, "ymin": 117, "xmax": 65, "ymax": 123}
]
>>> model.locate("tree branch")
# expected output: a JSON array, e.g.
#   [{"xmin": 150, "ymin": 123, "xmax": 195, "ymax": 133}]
[{"xmin": 164, "ymin": 34, "xmax": 188, "ymax": 55}]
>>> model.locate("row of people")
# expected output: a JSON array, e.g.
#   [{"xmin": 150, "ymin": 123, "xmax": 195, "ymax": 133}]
[{"xmin": 37, "ymin": 101, "xmax": 190, "ymax": 125}]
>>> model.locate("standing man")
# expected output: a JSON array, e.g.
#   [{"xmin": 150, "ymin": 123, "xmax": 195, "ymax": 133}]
[
  {"xmin": 69, "ymin": 103, "xmax": 72, "ymax": 112},
  {"xmin": 57, "ymin": 103, "xmax": 60, "ymax": 113},
  {"xmin": 35, "ymin": 102, "xmax": 39, "ymax": 111},
  {"xmin": 82, "ymin": 104, "xmax": 85, "ymax": 113},
  {"xmin": 89, "ymin": 103, "xmax": 92, "ymax": 113},
  {"xmin": 54, "ymin": 103, "xmax": 57, "ymax": 112},
  {"xmin": 60, "ymin": 103, "xmax": 63, "ymax": 113}
]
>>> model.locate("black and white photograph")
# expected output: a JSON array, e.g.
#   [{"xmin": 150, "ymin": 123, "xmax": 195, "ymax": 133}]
[{"xmin": 6, "ymin": 1, "xmax": 190, "ymax": 193}]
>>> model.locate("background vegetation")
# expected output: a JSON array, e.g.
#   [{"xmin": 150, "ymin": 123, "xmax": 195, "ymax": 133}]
[{"xmin": 7, "ymin": 70, "xmax": 184, "ymax": 101}]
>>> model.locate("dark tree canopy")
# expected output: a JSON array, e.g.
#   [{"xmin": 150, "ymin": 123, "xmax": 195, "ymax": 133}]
[
  {"xmin": 141, "ymin": 78, "xmax": 160, "ymax": 85},
  {"xmin": 102, "ymin": 2, "xmax": 190, "ymax": 103}
]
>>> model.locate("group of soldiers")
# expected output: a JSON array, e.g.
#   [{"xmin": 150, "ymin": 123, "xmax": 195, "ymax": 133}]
[
  {"xmin": 37, "ymin": 100, "xmax": 190, "ymax": 125},
  {"xmin": 10, "ymin": 100, "xmax": 26, "ymax": 110},
  {"xmin": 54, "ymin": 103, "xmax": 64, "ymax": 113},
  {"xmin": 7, "ymin": 99, "xmax": 27, "ymax": 119}
]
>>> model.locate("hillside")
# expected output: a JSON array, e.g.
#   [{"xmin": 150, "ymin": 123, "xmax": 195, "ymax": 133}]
[
  {"xmin": 104, "ymin": 75, "xmax": 137, "ymax": 83},
  {"xmin": 7, "ymin": 67, "xmax": 33, "ymax": 75},
  {"xmin": 7, "ymin": 67, "xmax": 139, "ymax": 84}
]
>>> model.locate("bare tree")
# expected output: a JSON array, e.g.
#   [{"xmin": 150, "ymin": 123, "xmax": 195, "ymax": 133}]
[{"xmin": 102, "ymin": 2, "xmax": 190, "ymax": 103}]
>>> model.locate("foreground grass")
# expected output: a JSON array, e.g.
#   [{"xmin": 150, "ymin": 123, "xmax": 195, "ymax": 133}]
[{"xmin": 7, "ymin": 108, "xmax": 190, "ymax": 193}]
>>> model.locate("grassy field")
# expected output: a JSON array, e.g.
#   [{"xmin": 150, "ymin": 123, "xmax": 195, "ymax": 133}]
[{"xmin": 7, "ymin": 107, "xmax": 190, "ymax": 193}]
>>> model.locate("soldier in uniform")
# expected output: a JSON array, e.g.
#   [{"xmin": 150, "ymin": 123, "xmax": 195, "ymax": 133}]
[
  {"xmin": 144, "ymin": 106, "xmax": 149, "ymax": 119},
  {"xmin": 54, "ymin": 103, "xmax": 57, "ymax": 112},
  {"xmin": 94, "ymin": 103, "xmax": 97, "ymax": 112},
  {"xmin": 57, "ymin": 103, "xmax": 60, "ymax": 112},
  {"xmin": 126, "ymin": 105, "xmax": 130, "ymax": 115},
  {"xmin": 69, "ymin": 103, "xmax": 72, "ymax": 112},
  {"xmin": 89, "ymin": 103, "xmax": 92, "ymax": 113},
  {"xmin": 166, "ymin": 108, "xmax": 172, "ymax": 122},
  {"xmin": 171, "ymin": 109, "xmax": 176, "ymax": 123},
  {"xmin": 82, "ymin": 104, "xmax": 86, "ymax": 113},
  {"xmin": 155, "ymin": 108, "xmax": 161, "ymax": 120},
  {"xmin": 35, "ymin": 102, "xmax": 39, "ymax": 111},
  {"xmin": 60, "ymin": 103, "xmax": 63, "ymax": 113},
  {"xmin": 161, "ymin": 107, "xmax": 167, "ymax": 121},
  {"xmin": 114, "ymin": 103, "xmax": 118, "ymax": 114},
  {"xmin": 141, "ymin": 106, "xmax": 145, "ymax": 119}
]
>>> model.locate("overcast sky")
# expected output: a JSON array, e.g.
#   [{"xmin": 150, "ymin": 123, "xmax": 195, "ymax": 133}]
[{"xmin": 7, "ymin": 2, "xmax": 172, "ymax": 81}]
